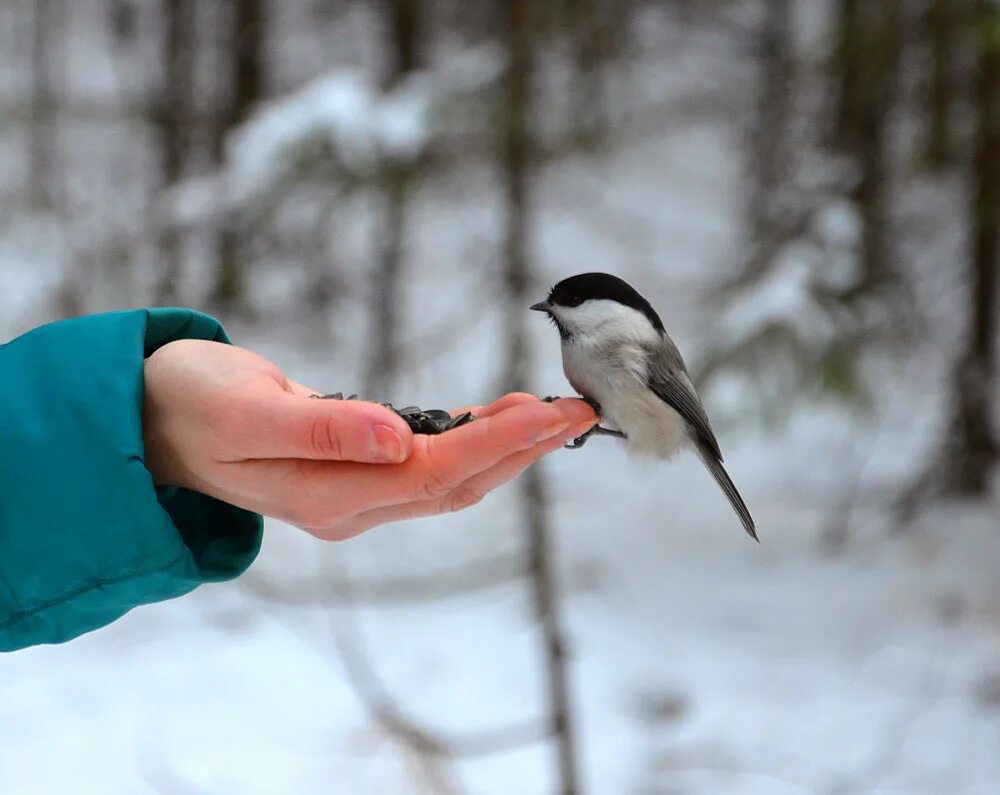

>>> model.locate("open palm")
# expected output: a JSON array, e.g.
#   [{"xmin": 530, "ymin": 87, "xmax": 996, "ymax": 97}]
[{"xmin": 142, "ymin": 340, "xmax": 597, "ymax": 540}]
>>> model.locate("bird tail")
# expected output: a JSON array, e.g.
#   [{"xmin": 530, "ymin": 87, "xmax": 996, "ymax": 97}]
[{"xmin": 698, "ymin": 451, "xmax": 758, "ymax": 542}]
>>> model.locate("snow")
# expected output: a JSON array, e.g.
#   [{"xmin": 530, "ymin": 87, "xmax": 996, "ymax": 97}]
[
  {"xmin": 0, "ymin": 212, "xmax": 67, "ymax": 329},
  {"xmin": 1, "ymin": 3, "xmax": 998, "ymax": 794},
  {"xmin": 721, "ymin": 253, "xmax": 837, "ymax": 346},
  {"xmin": 3, "ymin": 188, "xmax": 995, "ymax": 793},
  {"xmin": 3, "ymin": 446, "xmax": 999, "ymax": 794},
  {"xmin": 226, "ymin": 44, "xmax": 504, "ymax": 204},
  {"xmin": 226, "ymin": 70, "xmax": 392, "ymax": 201}
]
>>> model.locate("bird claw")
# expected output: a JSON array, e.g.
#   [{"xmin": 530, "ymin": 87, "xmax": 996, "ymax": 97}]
[
  {"xmin": 541, "ymin": 396, "xmax": 626, "ymax": 449},
  {"xmin": 563, "ymin": 424, "xmax": 626, "ymax": 450}
]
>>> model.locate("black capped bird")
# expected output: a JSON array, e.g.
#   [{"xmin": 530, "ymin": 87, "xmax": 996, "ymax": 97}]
[{"xmin": 531, "ymin": 272, "xmax": 757, "ymax": 541}]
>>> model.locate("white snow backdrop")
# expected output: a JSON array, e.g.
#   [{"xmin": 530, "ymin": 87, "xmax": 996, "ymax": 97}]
[{"xmin": 1, "ymin": 2, "xmax": 999, "ymax": 793}]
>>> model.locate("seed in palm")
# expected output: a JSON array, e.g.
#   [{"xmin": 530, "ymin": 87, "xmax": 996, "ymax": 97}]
[{"xmin": 310, "ymin": 392, "xmax": 476, "ymax": 435}]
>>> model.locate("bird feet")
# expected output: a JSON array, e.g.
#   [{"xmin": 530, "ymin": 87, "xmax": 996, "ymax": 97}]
[
  {"xmin": 541, "ymin": 396, "xmax": 625, "ymax": 449},
  {"xmin": 565, "ymin": 423, "xmax": 627, "ymax": 449}
]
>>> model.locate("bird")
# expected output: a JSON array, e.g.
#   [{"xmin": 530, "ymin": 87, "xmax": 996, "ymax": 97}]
[{"xmin": 531, "ymin": 272, "xmax": 757, "ymax": 541}]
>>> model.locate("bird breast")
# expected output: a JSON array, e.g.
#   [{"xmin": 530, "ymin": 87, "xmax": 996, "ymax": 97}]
[{"xmin": 561, "ymin": 340, "xmax": 689, "ymax": 459}]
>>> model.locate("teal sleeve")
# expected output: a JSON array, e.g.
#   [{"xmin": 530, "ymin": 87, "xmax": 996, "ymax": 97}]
[{"xmin": 0, "ymin": 308, "xmax": 263, "ymax": 652}]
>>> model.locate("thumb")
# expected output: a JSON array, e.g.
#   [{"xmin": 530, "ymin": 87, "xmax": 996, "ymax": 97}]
[{"xmin": 234, "ymin": 392, "xmax": 414, "ymax": 463}]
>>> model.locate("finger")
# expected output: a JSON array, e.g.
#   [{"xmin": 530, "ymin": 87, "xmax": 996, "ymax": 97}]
[
  {"xmin": 223, "ymin": 390, "xmax": 414, "ymax": 464},
  {"xmin": 284, "ymin": 397, "xmax": 597, "ymax": 523},
  {"xmin": 319, "ymin": 417, "xmax": 593, "ymax": 540},
  {"xmin": 286, "ymin": 379, "xmax": 322, "ymax": 397},
  {"xmin": 284, "ymin": 386, "xmax": 536, "ymax": 420},
  {"xmin": 283, "ymin": 387, "xmax": 536, "ymax": 420},
  {"xmin": 456, "ymin": 392, "xmax": 539, "ymax": 419},
  {"xmin": 405, "ymin": 397, "xmax": 595, "ymax": 501}
]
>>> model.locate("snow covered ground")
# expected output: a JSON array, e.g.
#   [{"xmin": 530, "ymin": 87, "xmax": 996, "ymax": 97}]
[
  {"xmin": 2, "ymin": 348, "xmax": 999, "ymax": 795},
  {"xmin": 4, "ymin": 140, "xmax": 999, "ymax": 793}
]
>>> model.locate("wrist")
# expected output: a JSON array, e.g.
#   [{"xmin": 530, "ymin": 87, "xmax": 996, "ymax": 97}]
[{"xmin": 142, "ymin": 347, "xmax": 188, "ymax": 488}]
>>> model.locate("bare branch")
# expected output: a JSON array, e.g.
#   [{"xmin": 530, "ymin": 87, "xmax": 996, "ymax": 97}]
[
  {"xmin": 241, "ymin": 553, "xmax": 527, "ymax": 607},
  {"xmin": 499, "ymin": 2, "xmax": 581, "ymax": 791},
  {"xmin": 335, "ymin": 624, "xmax": 549, "ymax": 759}
]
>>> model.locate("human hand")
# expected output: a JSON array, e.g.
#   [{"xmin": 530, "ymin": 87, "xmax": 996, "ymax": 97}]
[{"xmin": 142, "ymin": 340, "xmax": 597, "ymax": 539}]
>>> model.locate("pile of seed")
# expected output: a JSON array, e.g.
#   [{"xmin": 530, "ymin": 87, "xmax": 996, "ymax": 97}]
[{"xmin": 310, "ymin": 392, "xmax": 475, "ymax": 435}]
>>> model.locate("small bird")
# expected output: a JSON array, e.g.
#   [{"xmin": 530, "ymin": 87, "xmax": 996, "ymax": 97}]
[{"xmin": 531, "ymin": 272, "xmax": 757, "ymax": 541}]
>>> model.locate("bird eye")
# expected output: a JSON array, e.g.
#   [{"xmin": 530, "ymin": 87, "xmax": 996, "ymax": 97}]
[{"xmin": 568, "ymin": 294, "xmax": 583, "ymax": 307}]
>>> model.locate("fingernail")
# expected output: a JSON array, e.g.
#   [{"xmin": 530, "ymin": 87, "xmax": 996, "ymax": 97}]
[
  {"xmin": 370, "ymin": 424, "xmax": 405, "ymax": 462},
  {"xmin": 535, "ymin": 421, "xmax": 570, "ymax": 443}
]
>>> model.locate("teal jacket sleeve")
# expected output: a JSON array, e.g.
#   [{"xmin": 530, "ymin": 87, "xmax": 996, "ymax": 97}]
[{"xmin": 0, "ymin": 308, "xmax": 263, "ymax": 652}]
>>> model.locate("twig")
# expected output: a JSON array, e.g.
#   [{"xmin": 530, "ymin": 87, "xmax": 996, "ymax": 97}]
[
  {"xmin": 522, "ymin": 465, "xmax": 579, "ymax": 795},
  {"xmin": 241, "ymin": 552, "xmax": 527, "ymax": 607},
  {"xmin": 333, "ymin": 622, "xmax": 549, "ymax": 759},
  {"xmin": 322, "ymin": 560, "xmax": 549, "ymax": 790}
]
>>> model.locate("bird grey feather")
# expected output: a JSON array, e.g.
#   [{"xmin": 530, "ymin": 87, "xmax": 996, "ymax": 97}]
[
  {"xmin": 643, "ymin": 342, "xmax": 757, "ymax": 540},
  {"xmin": 642, "ymin": 344, "xmax": 722, "ymax": 461},
  {"xmin": 700, "ymin": 453, "xmax": 758, "ymax": 541}
]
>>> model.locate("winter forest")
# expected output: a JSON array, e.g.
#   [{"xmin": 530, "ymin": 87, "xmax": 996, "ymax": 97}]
[{"xmin": 1, "ymin": 0, "xmax": 999, "ymax": 793}]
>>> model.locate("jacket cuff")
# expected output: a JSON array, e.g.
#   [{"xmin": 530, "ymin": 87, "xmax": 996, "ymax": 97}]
[
  {"xmin": 0, "ymin": 308, "xmax": 263, "ymax": 651},
  {"xmin": 143, "ymin": 308, "xmax": 264, "ymax": 583}
]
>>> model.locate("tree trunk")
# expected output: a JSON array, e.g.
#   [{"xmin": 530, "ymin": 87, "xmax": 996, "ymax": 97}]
[
  {"xmin": 942, "ymin": 1, "xmax": 999, "ymax": 494},
  {"xmin": 566, "ymin": 0, "xmax": 621, "ymax": 148},
  {"xmin": 364, "ymin": 0, "xmax": 422, "ymax": 397},
  {"xmin": 844, "ymin": 0, "xmax": 903, "ymax": 297},
  {"xmin": 384, "ymin": 0, "xmax": 420, "ymax": 80},
  {"xmin": 230, "ymin": 0, "xmax": 264, "ymax": 131},
  {"xmin": 742, "ymin": 0, "xmax": 793, "ymax": 283},
  {"xmin": 364, "ymin": 178, "xmax": 407, "ymax": 396},
  {"xmin": 210, "ymin": 0, "xmax": 265, "ymax": 312},
  {"xmin": 500, "ymin": 2, "xmax": 580, "ymax": 793},
  {"xmin": 30, "ymin": 0, "xmax": 82, "ymax": 315},
  {"xmin": 109, "ymin": 0, "xmax": 137, "ymax": 44},
  {"xmin": 831, "ymin": 0, "xmax": 862, "ymax": 150},
  {"xmin": 28, "ymin": 0, "xmax": 55, "ymax": 211},
  {"xmin": 922, "ymin": 0, "xmax": 961, "ymax": 168},
  {"xmin": 499, "ymin": 0, "xmax": 532, "ymax": 393},
  {"xmin": 154, "ymin": 0, "xmax": 192, "ymax": 304}
]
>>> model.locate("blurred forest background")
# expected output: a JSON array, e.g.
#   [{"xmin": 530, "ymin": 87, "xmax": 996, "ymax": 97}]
[{"xmin": 1, "ymin": 1, "xmax": 999, "ymax": 793}]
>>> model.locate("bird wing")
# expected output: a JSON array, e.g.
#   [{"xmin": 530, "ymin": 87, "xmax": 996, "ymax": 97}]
[
  {"xmin": 644, "ymin": 353, "xmax": 722, "ymax": 461},
  {"xmin": 644, "ymin": 347, "xmax": 758, "ymax": 540}
]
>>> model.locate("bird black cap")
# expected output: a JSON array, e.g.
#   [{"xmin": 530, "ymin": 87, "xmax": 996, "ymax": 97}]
[{"xmin": 544, "ymin": 272, "xmax": 665, "ymax": 333}]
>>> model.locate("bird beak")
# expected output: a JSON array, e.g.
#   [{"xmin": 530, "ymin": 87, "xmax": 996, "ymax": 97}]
[{"xmin": 530, "ymin": 301, "xmax": 551, "ymax": 313}]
